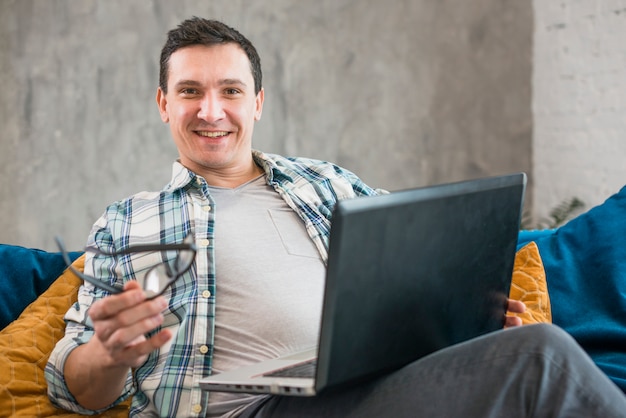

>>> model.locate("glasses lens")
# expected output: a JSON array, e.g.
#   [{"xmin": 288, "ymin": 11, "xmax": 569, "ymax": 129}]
[
  {"xmin": 176, "ymin": 234, "xmax": 195, "ymax": 270},
  {"xmin": 175, "ymin": 248, "xmax": 195, "ymax": 272},
  {"xmin": 139, "ymin": 264, "xmax": 170, "ymax": 298},
  {"xmin": 139, "ymin": 253, "xmax": 194, "ymax": 298},
  {"xmin": 137, "ymin": 235, "xmax": 196, "ymax": 298}
]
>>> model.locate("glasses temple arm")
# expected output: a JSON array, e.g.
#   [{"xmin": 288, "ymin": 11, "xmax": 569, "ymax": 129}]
[
  {"xmin": 68, "ymin": 264, "xmax": 123, "ymax": 295},
  {"xmin": 88, "ymin": 243, "xmax": 196, "ymax": 256},
  {"xmin": 55, "ymin": 236, "xmax": 123, "ymax": 295}
]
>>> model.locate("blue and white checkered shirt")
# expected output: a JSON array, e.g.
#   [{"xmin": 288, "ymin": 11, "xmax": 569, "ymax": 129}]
[{"xmin": 45, "ymin": 150, "xmax": 381, "ymax": 417}]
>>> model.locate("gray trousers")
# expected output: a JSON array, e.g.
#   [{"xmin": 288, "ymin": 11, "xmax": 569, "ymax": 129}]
[{"xmin": 242, "ymin": 324, "xmax": 626, "ymax": 417}]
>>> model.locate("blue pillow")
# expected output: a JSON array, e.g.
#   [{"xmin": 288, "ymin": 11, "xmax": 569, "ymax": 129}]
[
  {"xmin": 532, "ymin": 185, "xmax": 626, "ymax": 392},
  {"xmin": 0, "ymin": 244, "xmax": 82, "ymax": 329},
  {"xmin": 517, "ymin": 228, "xmax": 557, "ymax": 249}
]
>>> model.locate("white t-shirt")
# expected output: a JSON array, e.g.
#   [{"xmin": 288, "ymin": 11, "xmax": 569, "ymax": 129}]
[{"xmin": 207, "ymin": 175, "xmax": 326, "ymax": 417}]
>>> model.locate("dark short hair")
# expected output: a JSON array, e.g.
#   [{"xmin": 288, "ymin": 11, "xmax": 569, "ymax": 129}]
[{"xmin": 159, "ymin": 17, "xmax": 262, "ymax": 94}]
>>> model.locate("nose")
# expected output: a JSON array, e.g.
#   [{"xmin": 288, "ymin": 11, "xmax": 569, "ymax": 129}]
[{"xmin": 197, "ymin": 93, "xmax": 225, "ymax": 122}]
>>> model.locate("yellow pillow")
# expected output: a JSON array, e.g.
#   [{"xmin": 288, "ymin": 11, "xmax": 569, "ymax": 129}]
[
  {"xmin": 0, "ymin": 255, "xmax": 130, "ymax": 417},
  {"xmin": 509, "ymin": 242, "xmax": 552, "ymax": 324}
]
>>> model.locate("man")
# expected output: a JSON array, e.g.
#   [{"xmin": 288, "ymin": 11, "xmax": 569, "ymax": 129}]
[{"xmin": 46, "ymin": 17, "xmax": 626, "ymax": 417}]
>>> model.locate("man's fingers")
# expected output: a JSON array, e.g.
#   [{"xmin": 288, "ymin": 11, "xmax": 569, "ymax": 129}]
[
  {"xmin": 504, "ymin": 315, "xmax": 523, "ymax": 328},
  {"xmin": 89, "ymin": 283, "xmax": 146, "ymax": 321},
  {"xmin": 503, "ymin": 299, "xmax": 526, "ymax": 329},
  {"xmin": 93, "ymin": 297, "xmax": 167, "ymax": 343},
  {"xmin": 85, "ymin": 279, "xmax": 170, "ymax": 368},
  {"xmin": 507, "ymin": 299, "xmax": 526, "ymax": 314},
  {"xmin": 113, "ymin": 330, "xmax": 173, "ymax": 368},
  {"xmin": 96, "ymin": 309, "xmax": 164, "ymax": 348}
]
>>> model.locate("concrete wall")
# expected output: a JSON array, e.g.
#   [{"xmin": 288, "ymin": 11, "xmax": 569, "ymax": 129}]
[
  {"xmin": 0, "ymin": 0, "xmax": 532, "ymax": 251},
  {"xmin": 533, "ymin": 1, "xmax": 626, "ymax": 223}
]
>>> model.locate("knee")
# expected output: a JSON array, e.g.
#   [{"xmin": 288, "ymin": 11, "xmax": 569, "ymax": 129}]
[
  {"xmin": 518, "ymin": 323, "xmax": 571, "ymax": 342},
  {"xmin": 507, "ymin": 323, "xmax": 584, "ymax": 359}
]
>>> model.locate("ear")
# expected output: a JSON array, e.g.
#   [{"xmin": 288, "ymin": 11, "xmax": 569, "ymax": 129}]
[
  {"xmin": 156, "ymin": 87, "xmax": 169, "ymax": 123},
  {"xmin": 254, "ymin": 88, "xmax": 265, "ymax": 121}
]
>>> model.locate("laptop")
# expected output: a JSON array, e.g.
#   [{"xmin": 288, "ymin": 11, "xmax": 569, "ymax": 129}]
[{"xmin": 199, "ymin": 172, "xmax": 526, "ymax": 396}]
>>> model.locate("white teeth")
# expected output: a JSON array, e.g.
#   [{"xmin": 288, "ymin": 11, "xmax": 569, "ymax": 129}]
[{"xmin": 198, "ymin": 131, "xmax": 228, "ymax": 138}]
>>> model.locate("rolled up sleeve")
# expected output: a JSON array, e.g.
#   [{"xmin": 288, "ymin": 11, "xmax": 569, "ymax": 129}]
[{"xmin": 45, "ymin": 258, "xmax": 134, "ymax": 414}]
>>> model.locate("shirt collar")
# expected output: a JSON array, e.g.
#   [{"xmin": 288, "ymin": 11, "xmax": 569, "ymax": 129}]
[
  {"xmin": 252, "ymin": 149, "xmax": 295, "ymax": 185},
  {"xmin": 163, "ymin": 151, "xmax": 297, "ymax": 192},
  {"xmin": 164, "ymin": 161, "xmax": 199, "ymax": 192}
]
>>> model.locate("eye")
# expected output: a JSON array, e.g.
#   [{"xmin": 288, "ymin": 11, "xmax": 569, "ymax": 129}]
[
  {"xmin": 180, "ymin": 88, "xmax": 200, "ymax": 96},
  {"xmin": 224, "ymin": 88, "xmax": 241, "ymax": 95}
]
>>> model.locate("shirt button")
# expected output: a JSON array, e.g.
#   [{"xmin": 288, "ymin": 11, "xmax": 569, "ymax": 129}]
[
  {"xmin": 199, "ymin": 345, "xmax": 209, "ymax": 354},
  {"xmin": 192, "ymin": 404, "xmax": 202, "ymax": 413},
  {"xmin": 202, "ymin": 290, "xmax": 211, "ymax": 299},
  {"xmin": 202, "ymin": 205, "xmax": 212, "ymax": 212},
  {"xmin": 199, "ymin": 238, "xmax": 210, "ymax": 247}
]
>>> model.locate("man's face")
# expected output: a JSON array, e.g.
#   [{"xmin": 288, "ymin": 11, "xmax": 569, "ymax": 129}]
[{"xmin": 157, "ymin": 43, "xmax": 264, "ymax": 178}]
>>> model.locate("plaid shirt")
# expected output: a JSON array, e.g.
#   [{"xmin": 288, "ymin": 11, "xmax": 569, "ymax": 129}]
[{"xmin": 46, "ymin": 150, "xmax": 381, "ymax": 417}]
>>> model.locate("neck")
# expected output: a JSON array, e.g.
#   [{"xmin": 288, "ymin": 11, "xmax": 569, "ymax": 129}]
[{"xmin": 195, "ymin": 161, "xmax": 264, "ymax": 189}]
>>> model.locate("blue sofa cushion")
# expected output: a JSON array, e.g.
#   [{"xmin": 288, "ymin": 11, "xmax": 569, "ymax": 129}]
[
  {"xmin": 517, "ymin": 229, "xmax": 557, "ymax": 249},
  {"xmin": 531, "ymin": 185, "xmax": 626, "ymax": 392},
  {"xmin": 0, "ymin": 244, "xmax": 82, "ymax": 329}
]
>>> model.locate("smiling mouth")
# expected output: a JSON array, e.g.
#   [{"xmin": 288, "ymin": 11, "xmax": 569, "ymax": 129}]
[{"xmin": 196, "ymin": 131, "xmax": 229, "ymax": 138}]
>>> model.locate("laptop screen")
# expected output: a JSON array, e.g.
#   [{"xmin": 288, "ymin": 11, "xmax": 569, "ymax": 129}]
[{"xmin": 315, "ymin": 173, "xmax": 526, "ymax": 392}]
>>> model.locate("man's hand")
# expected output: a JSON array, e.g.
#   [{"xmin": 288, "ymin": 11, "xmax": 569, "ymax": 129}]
[
  {"xmin": 64, "ymin": 281, "xmax": 173, "ymax": 410},
  {"xmin": 504, "ymin": 298, "xmax": 526, "ymax": 328},
  {"xmin": 87, "ymin": 281, "xmax": 172, "ymax": 368}
]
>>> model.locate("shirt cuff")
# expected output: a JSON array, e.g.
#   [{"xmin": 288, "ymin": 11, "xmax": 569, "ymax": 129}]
[{"xmin": 45, "ymin": 335, "xmax": 134, "ymax": 415}]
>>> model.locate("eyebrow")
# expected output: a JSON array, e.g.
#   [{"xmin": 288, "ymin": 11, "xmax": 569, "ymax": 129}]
[
  {"xmin": 220, "ymin": 78, "xmax": 248, "ymax": 88},
  {"xmin": 173, "ymin": 79, "xmax": 248, "ymax": 90},
  {"xmin": 174, "ymin": 80, "xmax": 202, "ymax": 88}
]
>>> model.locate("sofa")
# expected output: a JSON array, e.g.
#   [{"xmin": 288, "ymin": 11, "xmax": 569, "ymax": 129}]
[{"xmin": 1, "ymin": 185, "xmax": 625, "ymax": 416}]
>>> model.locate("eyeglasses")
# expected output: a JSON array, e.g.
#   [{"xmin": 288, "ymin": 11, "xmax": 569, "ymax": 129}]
[{"xmin": 55, "ymin": 234, "xmax": 197, "ymax": 299}]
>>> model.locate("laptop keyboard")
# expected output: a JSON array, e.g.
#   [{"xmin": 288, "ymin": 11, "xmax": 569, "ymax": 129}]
[{"xmin": 263, "ymin": 359, "xmax": 317, "ymax": 378}]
